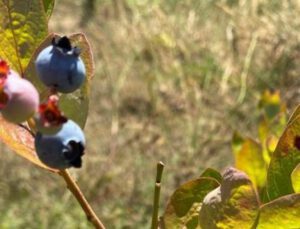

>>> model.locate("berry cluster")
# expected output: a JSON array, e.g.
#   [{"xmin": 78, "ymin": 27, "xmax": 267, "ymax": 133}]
[{"xmin": 0, "ymin": 36, "xmax": 86, "ymax": 169}]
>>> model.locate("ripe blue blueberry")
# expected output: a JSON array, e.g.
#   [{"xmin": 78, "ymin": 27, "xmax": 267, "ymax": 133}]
[
  {"xmin": 35, "ymin": 36, "xmax": 86, "ymax": 93},
  {"xmin": 35, "ymin": 120, "xmax": 85, "ymax": 169}
]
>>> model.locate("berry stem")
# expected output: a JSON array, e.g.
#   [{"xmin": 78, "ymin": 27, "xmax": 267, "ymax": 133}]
[
  {"xmin": 59, "ymin": 169, "xmax": 106, "ymax": 229},
  {"xmin": 151, "ymin": 161, "xmax": 165, "ymax": 229},
  {"xmin": 17, "ymin": 123, "xmax": 35, "ymax": 137}
]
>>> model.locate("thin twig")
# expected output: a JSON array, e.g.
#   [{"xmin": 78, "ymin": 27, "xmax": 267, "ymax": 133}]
[
  {"xmin": 59, "ymin": 170, "xmax": 106, "ymax": 229},
  {"xmin": 151, "ymin": 161, "xmax": 165, "ymax": 229}
]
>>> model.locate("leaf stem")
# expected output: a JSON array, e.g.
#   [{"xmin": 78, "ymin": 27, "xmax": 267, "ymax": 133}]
[
  {"xmin": 151, "ymin": 161, "xmax": 165, "ymax": 229},
  {"xmin": 59, "ymin": 170, "xmax": 106, "ymax": 229}
]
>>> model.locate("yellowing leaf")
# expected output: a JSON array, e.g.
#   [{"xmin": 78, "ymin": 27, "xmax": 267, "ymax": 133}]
[
  {"xmin": 199, "ymin": 168, "xmax": 259, "ymax": 229},
  {"xmin": 0, "ymin": 117, "xmax": 56, "ymax": 172},
  {"xmin": 232, "ymin": 136, "xmax": 267, "ymax": 190},
  {"xmin": 265, "ymin": 135, "xmax": 278, "ymax": 154},
  {"xmin": 291, "ymin": 164, "xmax": 300, "ymax": 193},
  {"xmin": 256, "ymin": 193, "xmax": 300, "ymax": 228},
  {"xmin": 258, "ymin": 119, "xmax": 269, "ymax": 145},
  {"xmin": 42, "ymin": 0, "xmax": 55, "ymax": 18},
  {"xmin": 258, "ymin": 90, "xmax": 284, "ymax": 121},
  {"xmin": 266, "ymin": 115, "xmax": 300, "ymax": 200},
  {"xmin": 0, "ymin": 0, "xmax": 48, "ymax": 74},
  {"xmin": 162, "ymin": 178, "xmax": 219, "ymax": 229}
]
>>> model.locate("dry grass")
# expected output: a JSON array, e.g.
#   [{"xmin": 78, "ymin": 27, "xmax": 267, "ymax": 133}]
[{"xmin": 1, "ymin": 0, "xmax": 300, "ymax": 228}]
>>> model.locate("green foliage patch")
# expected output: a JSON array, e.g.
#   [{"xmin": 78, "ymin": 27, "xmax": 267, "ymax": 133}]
[{"xmin": 160, "ymin": 91, "xmax": 300, "ymax": 228}]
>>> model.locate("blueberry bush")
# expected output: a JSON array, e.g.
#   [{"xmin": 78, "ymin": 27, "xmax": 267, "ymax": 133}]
[
  {"xmin": 159, "ymin": 91, "xmax": 300, "ymax": 228},
  {"xmin": 0, "ymin": 0, "xmax": 103, "ymax": 228},
  {"xmin": 1, "ymin": 1, "xmax": 300, "ymax": 228}
]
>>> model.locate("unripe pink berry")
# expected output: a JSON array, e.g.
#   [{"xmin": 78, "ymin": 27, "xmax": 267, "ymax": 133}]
[{"xmin": 0, "ymin": 60, "xmax": 39, "ymax": 123}]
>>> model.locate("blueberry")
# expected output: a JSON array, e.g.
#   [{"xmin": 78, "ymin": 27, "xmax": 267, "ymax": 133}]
[
  {"xmin": 35, "ymin": 120, "xmax": 86, "ymax": 169},
  {"xmin": 35, "ymin": 36, "xmax": 86, "ymax": 93},
  {"xmin": 0, "ymin": 61, "xmax": 39, "ymax": 123}
]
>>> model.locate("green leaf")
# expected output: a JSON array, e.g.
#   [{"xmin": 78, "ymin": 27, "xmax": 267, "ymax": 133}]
[
  {"xmin": 0, "ymin": 0, "xmax": 48, "ymax": 74},
  {"xmin": 199, "ymin": 167, "xmax": 259, "ymax": 229},
  {"xmin": 256, "ymin": 193, "xmax": 300, "ymax": 228},
  {"xmin": 0, "ymin": 117, "xmax": 56, "ymax": 172},
  {"xmin": 266, "ymin": 115, "xmax": 300, "ymax": 200},
  {"xmin": 200, "ymin": 168, "xmax": 222, "ymax": 183},
  {"xmin": 233, "ymin": 137, "xmax": 267, "ymax": 190},
  {"xmin": 42, "ymin": 0, "xmax": 55, "ymax": 18},
  {"xmin": 162, "ymin": 178, "xmax": 219, "ymax": 229},
  {"xmin": 291, "ymin": 164, "xmax": 300, "ymax": 193},
  {"xmin": 60, "ymin": 33, "xmax": 94, "ymax": 128},
  {"xmin": 25, "ymin": 33, "xmax": 95, "ymax": 128}
]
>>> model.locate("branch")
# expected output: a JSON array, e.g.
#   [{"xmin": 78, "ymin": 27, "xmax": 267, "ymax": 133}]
[
  {"xmin": 59, "ymin": 170, "xmax": 106, "ymax": 229},
  {"xmin": 151, "ymin": 161, "xmax": 165, "ymax": 229}
]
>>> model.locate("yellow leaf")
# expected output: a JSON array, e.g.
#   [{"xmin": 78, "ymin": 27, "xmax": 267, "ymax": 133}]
[
  {"xmin": 291, "ymin": 164, "xmax": 300, "ymax": 193},
  {"xmin": 0, "ymin": 0, "xmax": 48, "ymax": 74},
  {"xmin": 257, "ymin": 194, "xmax": 300, "ymax": 228},
  {"xmin": 0, "ymin": 116, "xmax": 56, "ymax": 172}
]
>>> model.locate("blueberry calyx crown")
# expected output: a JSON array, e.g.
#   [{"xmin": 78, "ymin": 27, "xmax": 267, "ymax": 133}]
[
  {"xmin": 52, "ymin": 36, "xmax": 81, "ymax": 56},
  {"xmin": 38, "ymin": 95, "xmax": 67, "ymax": 127},
  {"xmin": 63, "ymin": 140, "xmax": 85, "ymax": 168},
  {"xmin": 0, "ymin": 60, "xmax": 9, "ymax": 80}
]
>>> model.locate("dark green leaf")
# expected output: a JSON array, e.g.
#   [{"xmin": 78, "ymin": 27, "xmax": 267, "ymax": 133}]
[{"xmin": 200, "ymin": 168, "xmax": 222, "ymax": 183}]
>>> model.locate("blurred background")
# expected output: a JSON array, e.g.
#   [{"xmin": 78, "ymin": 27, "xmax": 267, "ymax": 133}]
[{"xmin": 1, "ymin": 0, "xmax": 300, "ymax": 228}]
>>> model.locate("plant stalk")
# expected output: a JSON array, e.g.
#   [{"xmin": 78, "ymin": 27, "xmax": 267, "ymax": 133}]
[
  {"xmin": 59, "ymin": 169, "xmax": 106, "ymax": 229},
  {"xmin": 151, "ymin": 161, "xmax": 165, "ymax": 229}
]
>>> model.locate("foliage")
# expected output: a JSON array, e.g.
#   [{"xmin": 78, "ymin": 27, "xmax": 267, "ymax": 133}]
[
  {"xmin": 0, "ymin": 0, "xmax": 101, "ymax": 228},
  {"xmin": 161, "ymin": 91, "xmax": 300, "ymax": 228},
  {"xmin": 1, "ymin": 0, "xmax": 300, "ymax": 228}
]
